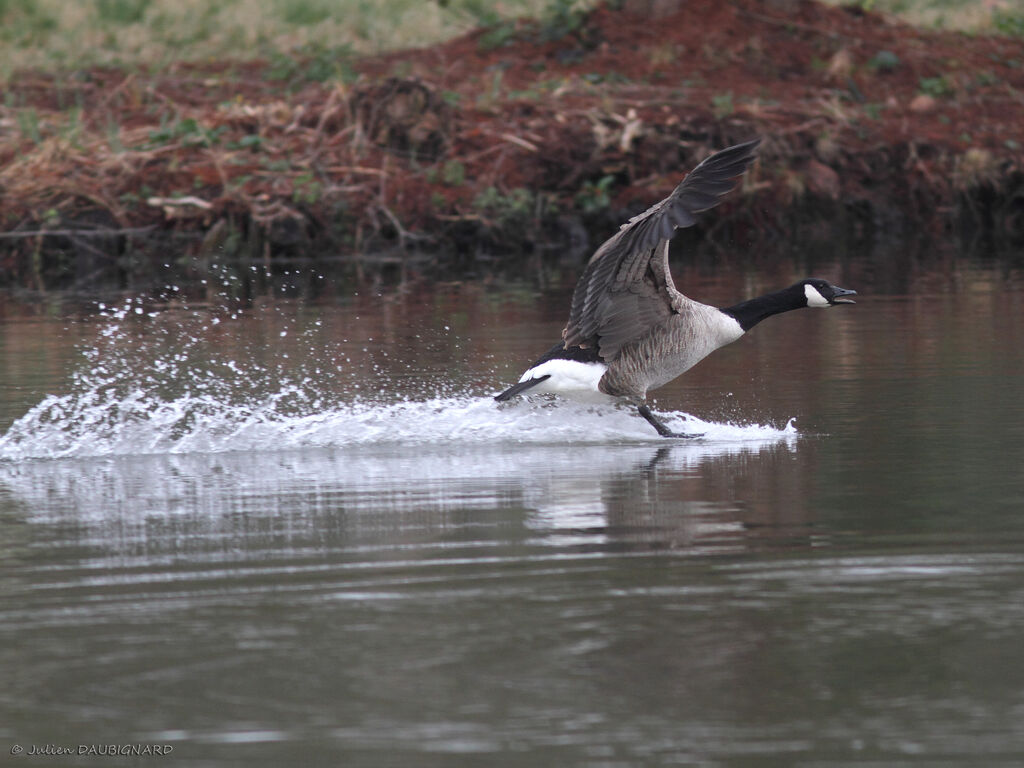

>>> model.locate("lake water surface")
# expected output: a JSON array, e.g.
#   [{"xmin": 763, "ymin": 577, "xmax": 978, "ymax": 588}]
[{"xmin": 2, "ymin": 249, "xmax": 1024, "ymax": 766}]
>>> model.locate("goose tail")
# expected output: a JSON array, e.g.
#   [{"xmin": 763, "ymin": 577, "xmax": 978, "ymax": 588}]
[{"xmin": 494, "ymin": 375, "xmax": 551, "ymax": 402}]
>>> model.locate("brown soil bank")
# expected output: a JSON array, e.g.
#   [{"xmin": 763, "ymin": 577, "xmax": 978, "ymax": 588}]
[{"xmin": 1, "ymin": 0, "xmax": 1023, "ymax": 294}]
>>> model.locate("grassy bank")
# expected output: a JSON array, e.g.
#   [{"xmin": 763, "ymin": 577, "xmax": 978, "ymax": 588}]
[
  {"xmin": 2, "ymin": 0, "xmax": 1022, "ymax": 81},
  {"xmin": 0, "ymin": 0, "xmax": 577, "ymax": 80},
  {"xmin": 2, "ymin": 0, "xmax": 1024, "ymax": 296}
]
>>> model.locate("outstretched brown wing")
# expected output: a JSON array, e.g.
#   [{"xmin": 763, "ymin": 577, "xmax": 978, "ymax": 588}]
[{"xmin": 561, "ymin": 138, "xmax": 761, "ymax": 361}]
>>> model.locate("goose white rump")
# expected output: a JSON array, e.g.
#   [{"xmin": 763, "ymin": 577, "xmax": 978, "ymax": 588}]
[{"xmin": 515, "ymin": 358, "xmax": 612, "ymax": 402}]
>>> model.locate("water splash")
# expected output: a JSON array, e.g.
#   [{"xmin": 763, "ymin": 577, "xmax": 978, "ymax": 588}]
[
  {"xmin": 0, "ymin": 300, "xmax": 797, "ymax": 461},
  {"xmin": 0, "ymin": 393, "xmax": 796, "ymax": 460}
]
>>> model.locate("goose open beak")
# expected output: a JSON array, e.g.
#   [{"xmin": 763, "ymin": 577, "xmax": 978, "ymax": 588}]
[{"xmin": 831, "ymin": 286, "xmax": 857, "ymax": 304}]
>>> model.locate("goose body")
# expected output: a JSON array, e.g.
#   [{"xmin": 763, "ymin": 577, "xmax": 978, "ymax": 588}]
[{"xmin": 494, "ymin": 139, "xmax": 856, "ymax": 437}]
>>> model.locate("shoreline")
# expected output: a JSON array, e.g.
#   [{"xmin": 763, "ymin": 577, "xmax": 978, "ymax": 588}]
[{"xmin": 2, "ymin": 0, "xmax": 1022, "ymax": 295}]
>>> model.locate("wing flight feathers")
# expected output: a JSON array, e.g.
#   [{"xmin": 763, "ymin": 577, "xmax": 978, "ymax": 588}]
[{"xmin": 561, "ymin": 138, "xmax": 760, "ymax": 357}]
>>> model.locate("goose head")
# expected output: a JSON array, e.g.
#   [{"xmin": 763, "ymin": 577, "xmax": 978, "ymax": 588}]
[{"xmin": 801, "ymin": 279, "xmax": 857, "ymax": 308}]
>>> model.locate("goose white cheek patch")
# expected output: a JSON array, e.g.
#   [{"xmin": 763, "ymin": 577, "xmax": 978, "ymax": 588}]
[{"xmin": 804, "ymin": 284, "xmax": 831, "ymax": 307}]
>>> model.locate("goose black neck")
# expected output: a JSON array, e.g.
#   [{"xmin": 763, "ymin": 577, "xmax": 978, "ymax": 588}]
[{"xmin": 720, "ymin": 284, "xmax": 806, "ymax": 332}]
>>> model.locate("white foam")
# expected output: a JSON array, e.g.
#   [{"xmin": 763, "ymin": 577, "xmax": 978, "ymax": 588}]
[{"xmin": 0, "ymin": 391, "xmax": 797, "ymax": 460}]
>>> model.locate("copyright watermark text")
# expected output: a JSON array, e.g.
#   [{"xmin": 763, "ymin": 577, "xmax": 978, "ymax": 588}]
[{"xmin": 11, "ymin": 744, "xmax": 174, "ymax": 757}]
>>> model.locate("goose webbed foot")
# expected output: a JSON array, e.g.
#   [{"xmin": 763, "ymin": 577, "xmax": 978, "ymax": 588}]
[{"xmin": 636, "ymin": 404, "xmax": 704, "ymax": 439}]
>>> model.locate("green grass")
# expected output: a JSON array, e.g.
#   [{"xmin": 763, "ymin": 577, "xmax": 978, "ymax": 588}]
[
  {"xmin": 823, "ymin": 0, "xmax": 1024, "ymax": 34},
  {"xmin": 0, "ymin": 0, "xmax": 569, "ymax": 82},
  {"xmin": 2, "ymin": 0, "xmax": 1022, "ymax": 83},
  {"xmin": 95, "ymin": 0, "xmax": 151, "ymax": 25}
]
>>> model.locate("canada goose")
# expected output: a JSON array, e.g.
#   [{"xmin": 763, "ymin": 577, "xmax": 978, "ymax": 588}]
[{"xmin": 494, "ymin": 138, "xmax": 856, "ymax": 437}]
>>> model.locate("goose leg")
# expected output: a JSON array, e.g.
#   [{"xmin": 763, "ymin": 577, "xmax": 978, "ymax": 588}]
[{"xmin": 637, "ymin": 404, "xmax": 704, "ymax": 439}]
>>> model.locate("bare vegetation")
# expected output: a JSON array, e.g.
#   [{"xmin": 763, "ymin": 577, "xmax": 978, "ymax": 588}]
[{"xmin": 1, "ymin": 0, "xmax": 1023, "ymax": 293}]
